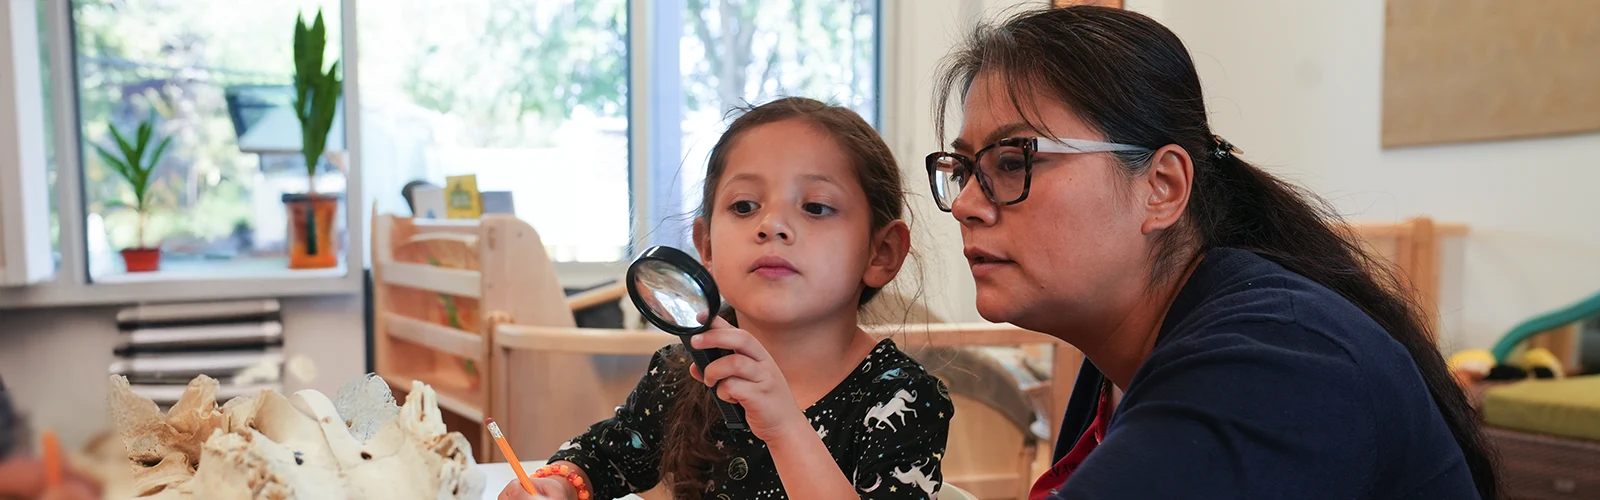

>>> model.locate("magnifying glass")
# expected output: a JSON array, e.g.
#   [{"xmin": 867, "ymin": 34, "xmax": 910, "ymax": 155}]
[{"xmin": 625, "ymin": 246, "xmax": 749, "ymax": 431}]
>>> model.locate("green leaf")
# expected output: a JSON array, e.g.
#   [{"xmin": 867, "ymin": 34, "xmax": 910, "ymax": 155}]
[
  {"xmin": 134, "ymin": 121, "xmax": 152, "ymax": 168},
  {"xmin": 109, "ymin": 124, "xmax": 138, "ymax": 168},
  {"xmin": 148, "ymin": 136, "xmax": 173, "ymax": 171},
  {"xmin": 92, "ymin": 143, "xmax": 132, "ymax": 183}
]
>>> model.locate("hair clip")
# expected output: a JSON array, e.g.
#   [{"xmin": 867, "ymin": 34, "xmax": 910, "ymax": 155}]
[{"xmin": 1211, "ymin": 135, "xmax": 1243, "ymax": 159}]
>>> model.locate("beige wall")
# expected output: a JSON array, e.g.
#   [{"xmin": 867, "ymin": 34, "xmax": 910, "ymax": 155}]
[{"xmin": 1125, "ymin": 0, "xmax": 1600, "ymax": 352}]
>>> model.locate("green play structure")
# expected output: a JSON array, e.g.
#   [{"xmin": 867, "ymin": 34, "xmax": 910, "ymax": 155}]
[{"xmin": 1490, "ymin": 288, "xmax": 1600, "ymax": 362}]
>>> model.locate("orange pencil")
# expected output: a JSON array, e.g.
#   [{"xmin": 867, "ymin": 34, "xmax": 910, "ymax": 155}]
[
  {"xmin": 41, "ymin": 430, "xmax": 62, "ymax": 488},
  {"xmin": 485, "ymin": 418, "xmax": 542, "ymax": 496}
]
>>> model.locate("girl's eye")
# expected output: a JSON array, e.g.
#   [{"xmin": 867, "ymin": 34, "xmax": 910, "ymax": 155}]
[
  {"xmin": 802, "ymin": 202, "xmax": 835, "ymax": 216},
  {"xmin": 729, "ymin": 200, "xmax": 758, "ymax": 215}
]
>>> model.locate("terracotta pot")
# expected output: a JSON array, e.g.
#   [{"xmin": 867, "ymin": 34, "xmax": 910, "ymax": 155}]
[
  {"xmin": 283, "ymin": 193, "xmax": 340, "ymax": 269},
  {"xmin": 120, "ymin": 248, "xmax": 161, "ymax": 273}
]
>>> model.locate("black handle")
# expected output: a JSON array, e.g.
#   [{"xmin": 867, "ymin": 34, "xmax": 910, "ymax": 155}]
[{"xmin": 683, "ymin": 340, "xmax": 749, "ymax": 431}]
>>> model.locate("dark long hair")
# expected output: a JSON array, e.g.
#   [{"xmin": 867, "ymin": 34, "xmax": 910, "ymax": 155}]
[
  {"xmin": 934, "ymin": 7, "xmax": 1500, "ymax": 498},
  {"xmin": 660, "ymin": 97, "xmax": 906, "ymax": 497}
]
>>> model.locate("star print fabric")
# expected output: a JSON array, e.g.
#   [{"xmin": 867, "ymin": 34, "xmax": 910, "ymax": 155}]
[{"xmin": 547, "ymin": 339, "xmax": 954, "ymax": 500}]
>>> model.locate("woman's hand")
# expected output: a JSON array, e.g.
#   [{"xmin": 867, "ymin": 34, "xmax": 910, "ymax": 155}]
[
  {"xmin": 495, "ymin": 477, "xmax": 567, "ymax": 500},
  {"xmin": 689, "ymin": 317, "xmax": 811, "ymax": 445}
]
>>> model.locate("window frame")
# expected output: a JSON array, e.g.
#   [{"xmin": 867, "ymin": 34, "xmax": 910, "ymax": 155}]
[
  {"xmin": 0, "ymin": 0, "xmax": 890, "ymax": 306},
  {"xmin": 0, "ymin": 0, "xmax": 54, "ymax": 287},
  {"xmin": 0, "ymin": 0, "xmax": 364, "ymax": 308}
]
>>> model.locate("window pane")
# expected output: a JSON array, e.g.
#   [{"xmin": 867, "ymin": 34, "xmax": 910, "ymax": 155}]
[
  {"xmin": 71, "ymin": 0, "xmax": 346, "ymax": 280},
  {"xmin": 359, "ymin": 0, "xmax": 631, "ymax": 263},
  {"xmin": 37, "ymin": 0, "xmax": 58, "ymax": 272},
  {"xmin": 676, "ymin": 0, "xmax": 879, "ymax": 226}
]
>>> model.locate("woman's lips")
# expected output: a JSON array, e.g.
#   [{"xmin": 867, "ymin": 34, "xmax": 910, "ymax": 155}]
[{"xmin": 965, "ymin": 247, "xmax": 1014, "ymax": 278}]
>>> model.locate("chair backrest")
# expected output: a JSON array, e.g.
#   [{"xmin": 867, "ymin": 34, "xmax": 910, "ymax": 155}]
[
  {"xmin": 1346, "ymin": 216, "xmax": 1467, "ymax": 342},
  {"xmin": 371, "ymin": 212, "xmax": 575, "ymax": 461}
]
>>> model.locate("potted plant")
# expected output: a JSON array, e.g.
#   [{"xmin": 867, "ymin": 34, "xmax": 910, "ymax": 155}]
[
  {"xmin": 285, "ymin": 9, "xmax": 343, "ymax": 269},
  {"xmin": 93, "ymin": 116, "xmax": 172, "ymax": 273}
]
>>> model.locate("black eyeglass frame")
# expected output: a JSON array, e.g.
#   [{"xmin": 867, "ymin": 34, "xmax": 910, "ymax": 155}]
[{"xmin": 925, "ymin": 136, "xmax": 1150, "ymax": 212}]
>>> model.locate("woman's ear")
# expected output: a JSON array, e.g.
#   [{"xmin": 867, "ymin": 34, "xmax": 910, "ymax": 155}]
[
  {"xmin": 1140, "ymin": 144, "xmax": 1194, "ymax": 234},
  {"xmin": 693, "ymin": 217, "xmax": 712, "ymax": 264},
  {"xmin": 863, "ymin": 220, "xmax": 911, "ymax": 289}
]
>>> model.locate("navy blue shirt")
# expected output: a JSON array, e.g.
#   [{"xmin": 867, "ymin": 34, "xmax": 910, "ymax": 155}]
[{"xmin": 1050, "ymin": 248, "xmax": 1478, "ymax": 499}]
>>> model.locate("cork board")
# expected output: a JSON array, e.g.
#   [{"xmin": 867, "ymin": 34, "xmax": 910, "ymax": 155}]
[{"xmin": 1382, "ymin": 0, "xmax": 1600, "ymax": 148}]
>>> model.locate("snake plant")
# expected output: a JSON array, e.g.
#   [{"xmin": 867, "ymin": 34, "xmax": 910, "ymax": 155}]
[
  {"xmin": 91, "ymin": 116, "xmax": 171, "ymax": 249},
  {"xmin": 292, "ymin": 9, "xmax": 343, "ymax": 255}
]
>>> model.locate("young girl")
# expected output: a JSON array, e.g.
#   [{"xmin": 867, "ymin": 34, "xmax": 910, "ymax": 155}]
[{"xmin": 496, "ymin": 97, "xmax": 954, "ymax": 500}]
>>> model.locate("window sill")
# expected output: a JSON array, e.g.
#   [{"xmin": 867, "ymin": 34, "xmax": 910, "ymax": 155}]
[
  {"xmin": 92, "ymin": 256, "xmax": 347, "ymax": 284},
  {"xmin": 0, "ymin": 256, "xmax": 361, "ymax": 309}
]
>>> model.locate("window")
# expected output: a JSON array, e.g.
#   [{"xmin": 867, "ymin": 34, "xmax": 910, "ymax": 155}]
[
  {"xmin": 647, "ymin": 0, "xmax": 882, "ymax": 251},
  {"xmin": 362, "ymin": 0, "xmax": 879, "ymax": 264},
  {"xmin": 42, "ymin": 0, "xmax": 878, "ymax": 291},
  {"xmin": 38, "ymin": 0, "xmax": 59, "ymax": 273},
  {"xmin": 69, "ymin": 0, "xmax": 347, "ymax": 281},
  {"xmin": 359, "ymin": 0, "xmax": 631, "ymax": 263}
]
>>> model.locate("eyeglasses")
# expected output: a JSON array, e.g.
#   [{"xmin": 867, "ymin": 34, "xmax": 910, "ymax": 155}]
[{"xmin": 926, "ymin": 137, "xmax": 1150, "ymax": 212}]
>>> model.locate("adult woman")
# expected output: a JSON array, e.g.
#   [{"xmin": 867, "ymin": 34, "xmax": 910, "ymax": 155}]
[{"xmin": 927, "ymin": 6, "xmax": 1499, "ymax": 499}]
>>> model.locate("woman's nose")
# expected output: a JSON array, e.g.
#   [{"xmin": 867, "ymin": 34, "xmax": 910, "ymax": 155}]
[{"xmin": 950, "ymin": 180, "xmax": 997, "ymax": 227}]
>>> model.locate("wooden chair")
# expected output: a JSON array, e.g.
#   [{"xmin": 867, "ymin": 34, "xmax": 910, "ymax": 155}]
[
  {"xmin": 371, "ymin": 212, "xmax": 621, "ymax": 461},
  {"xmin": 1345, "ymin": 216, "xmax": 1468, "ymax": 342}
]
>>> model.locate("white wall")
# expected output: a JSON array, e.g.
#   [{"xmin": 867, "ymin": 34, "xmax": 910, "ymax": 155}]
[
  {"xmin": 890, "ymin": 0, "xmax": 1600, "ymax": 351},
  {"xmin": 0, "ymin": 296, "xmax": 365, "ymax": 450},
  {"xmin": 882, "ymin": 0, "xmax": 1049, "ymax": 325},
  {"xmin": 1130, "ymin": 0, "xmax": 1600, "ymax": 351}
]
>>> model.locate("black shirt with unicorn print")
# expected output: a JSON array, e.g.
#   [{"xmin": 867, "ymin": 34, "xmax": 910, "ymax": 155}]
[{"xmin": 548, "ymin": 339, "xmax": 955, "ymax": 500}]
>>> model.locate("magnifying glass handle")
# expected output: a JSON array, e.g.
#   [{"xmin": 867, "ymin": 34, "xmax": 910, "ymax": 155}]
[{"xmin": 683, "ymin": 342, "xmax": 749, "ymax": 431}]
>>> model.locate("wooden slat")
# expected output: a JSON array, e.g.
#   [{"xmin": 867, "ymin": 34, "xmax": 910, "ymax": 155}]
[
  {"xmin": 384, "ymin": 313, "xmax": 485, "ymax": 362},
  {"xmin": 494, "ymin": 325, "xmax": 675, "ymax": 355},
  {"xmin": 566, "ymin": 281, "xmax": 626, "ymax": 311},
  {"xmin": 411, "ymin": 218, "xmax": 484, "ymax": 232},
  {"xmin": 382, "ymin": 373, "xmax": 484, "ymax": 422},
  {"xmin": 382, "ymin": 261, "xmax": 482, "ymax": 298}
]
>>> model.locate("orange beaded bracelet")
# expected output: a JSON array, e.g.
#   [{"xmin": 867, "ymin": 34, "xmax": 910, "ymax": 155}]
[{"xmin": 532, "ymin": 463, "xmax": 592, "ymax": 500}]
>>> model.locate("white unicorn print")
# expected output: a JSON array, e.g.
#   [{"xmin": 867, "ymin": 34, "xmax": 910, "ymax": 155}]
[
  {"xmin": 891, "ymin": 458, "xmax": 939, "ymax": 498},
  {"xmin": 862, "ymin": 389, "xmax": 919, "ymax": 432},
  {"xmin": 816, "ymin": 424, "xmax": 829, "ymax": 440}
]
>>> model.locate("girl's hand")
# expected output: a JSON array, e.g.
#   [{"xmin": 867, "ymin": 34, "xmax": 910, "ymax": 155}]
[
  {"xmin": 495, "ymin": 477, "xmax": 567, "ymax": 500},
  {"xmin": 689, "ymin": 317, "xmax": 811, "ymax": 445}
]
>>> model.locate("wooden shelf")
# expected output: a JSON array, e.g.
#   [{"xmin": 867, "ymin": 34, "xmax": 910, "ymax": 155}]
[
  {"xmin": 382, "ymin": 262, "xmax": 482, "ymax": 298},
  {"xmin": 384, "ymin": 312, "xmax": 485, "ymax": 362}
]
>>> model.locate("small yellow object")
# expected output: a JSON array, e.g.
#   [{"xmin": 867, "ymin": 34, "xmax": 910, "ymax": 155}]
[
  {"xmin": 1517, "ymin": 347, "xmax": 1565, "ymax": 379},
  {"xmin": 1447, "ymin": 349, "xmax": 1495, "ymax": 377},
  {"xmin": 444, "ymin": 174, "xmax": 482, "ymax": 220}
]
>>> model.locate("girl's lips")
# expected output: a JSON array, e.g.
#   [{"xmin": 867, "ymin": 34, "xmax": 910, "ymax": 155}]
[
  {"xmin": 750, "ymin": 255, "xmax": 798, "ymax": 279},
  {"xmin": 754, "ymin": 266, "xmax": 799, "ymax": 279}
]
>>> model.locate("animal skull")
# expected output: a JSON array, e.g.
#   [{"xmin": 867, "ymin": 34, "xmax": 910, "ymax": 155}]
[{"xmin": 107, "ymin": 374, "xmax": 484, "ymax": 499}]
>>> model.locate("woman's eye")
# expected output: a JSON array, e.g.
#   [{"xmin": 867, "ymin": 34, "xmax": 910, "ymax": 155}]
[
  {"xmin": 730, "ymin": 200, "xmax": 758, "ymax": 215},
  {"xmin": 996, "ymin": 154, "xmax": 1028, "ymax": 174},
  {"xmin": 802, "ymin": 202, "xmax": 835, "ymax": 216}
]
